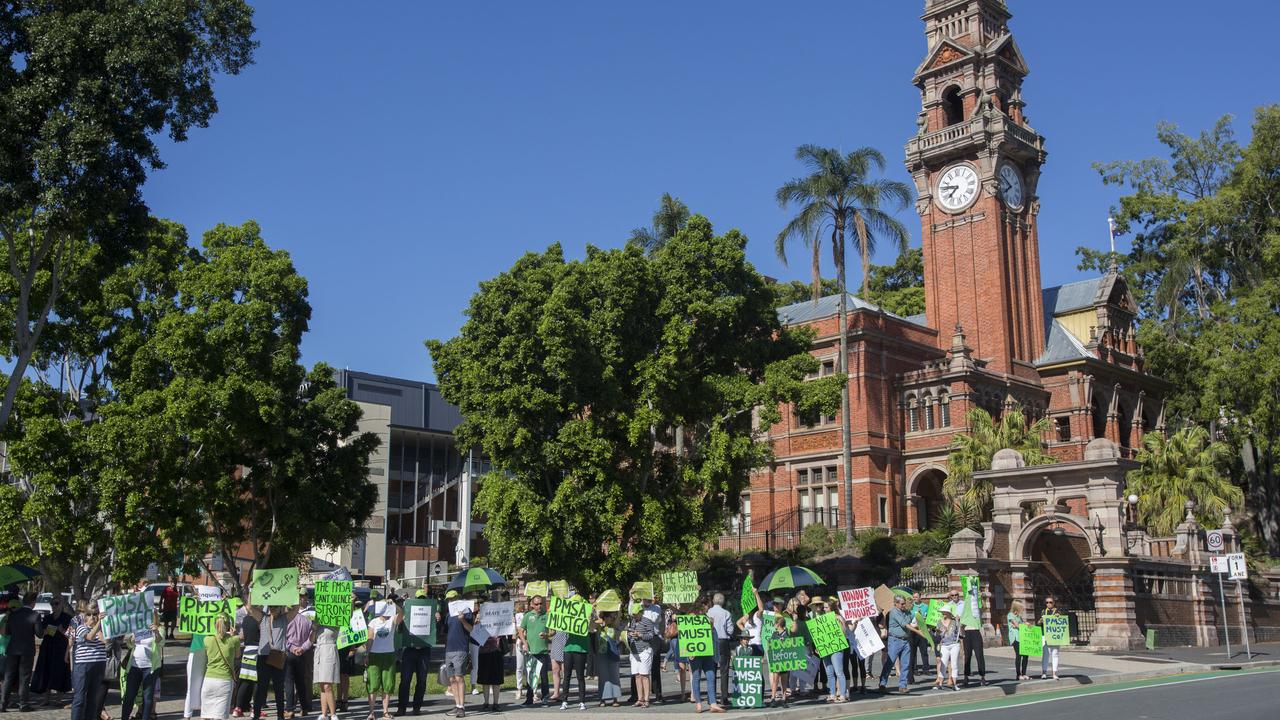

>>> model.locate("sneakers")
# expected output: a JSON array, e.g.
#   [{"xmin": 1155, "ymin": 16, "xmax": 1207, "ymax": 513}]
[
  {"xmin": 559, "ymin": 702, "xmax": 569, "ymax": 711},
  {"xmin": 578, "ymin": 703, "xmax": 586, "ymax": 711}
]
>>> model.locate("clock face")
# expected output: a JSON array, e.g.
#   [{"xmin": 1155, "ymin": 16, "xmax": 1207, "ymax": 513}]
[
  {"xmin": 936, "ymin": 164, "xmax": 979, "ymax": 212},
  {"xmin": 998, "ymin": 164, "xmax": 1025, "ymax": 209}
]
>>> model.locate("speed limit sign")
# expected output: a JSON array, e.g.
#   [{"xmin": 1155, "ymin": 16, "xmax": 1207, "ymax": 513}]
[{"xmin": 1206, "ymin": 529, "xmax": 1225, "ymax": 552}]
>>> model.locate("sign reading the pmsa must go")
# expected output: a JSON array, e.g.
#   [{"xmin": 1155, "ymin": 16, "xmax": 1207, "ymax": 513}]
[{"xmin": 251, "ymin": 567, "xmax": 300, "ymax": 607}]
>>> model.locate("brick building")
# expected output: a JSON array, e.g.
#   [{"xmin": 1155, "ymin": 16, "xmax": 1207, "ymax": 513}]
[{"xmin": 721, "ymin": 0, "xmax": 1169, "ymax": 551}]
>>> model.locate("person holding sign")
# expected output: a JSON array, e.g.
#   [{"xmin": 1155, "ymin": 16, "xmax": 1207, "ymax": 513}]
[
  {"xmin": 518, "ymin": 594, "xmax": 552, "ymax": 707},
  {"xmin": 625, "ymin": 598, "xmax": 658, "ymax": 708},
  {"xmin": 1040, "ymin": 596, "xmax": 1063, "ymax": 680},
  {"xmin": 443, "ymin": 594, "xmax": 475, "ymax": 718},
  {"xmin": 684, "ymin": 602, "xmax": 724, "ymax": 713},
  {"xmin": 202, "ymin": 616, "xmax": 241, "ymax": 720},
  {"xmin": 932, "ymin": 607, "xmax": 961, "ymax": 691},
  {"xmin": 120, "ymin": 610, "xmax": 163, "ymax": 720},
  {"xmin": 397, "ymin": 590, "xmax": 435, "ymax": 716},
  {"xmin": 1006, "ymin": 601, "xmax": 1031, "ymax": 680},
  {"xmin": 877, "ymin": 595, "xmax": 919, "ymax": 695},
  {"xmin": 366, "ymin": 594, "xmax": 403, "ymax": 720},
  {"xmin": 809, "ymin": 607, "xmax": 848, "ymax": 703},
  {"xmin": 246, "ymin": 604, "xmax": 295, "ymax": 720},
  {"xmin": 592, "ymin": 610, "xmax": 625, "ymax": 707},
  {"xmin": 311, "ymin": 591, "xmax": 349, "ymax": 720},
  {"xmin": 69, "ymin": 601, "xmax": 107, "ymax": 720},
  {"xmin": 557, "ymin": 601, "xmax": 591, "ymax": 711}
]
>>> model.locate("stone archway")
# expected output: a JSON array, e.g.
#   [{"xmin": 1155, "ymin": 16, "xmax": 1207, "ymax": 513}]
[{"xmin": 907, "ymin": 465, "xmax": 948, "ymax": 532}]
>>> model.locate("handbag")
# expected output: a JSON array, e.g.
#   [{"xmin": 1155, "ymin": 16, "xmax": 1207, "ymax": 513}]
[{"xmin": 266, "ymin": 648, "xmax": 286, "ymax": 669}]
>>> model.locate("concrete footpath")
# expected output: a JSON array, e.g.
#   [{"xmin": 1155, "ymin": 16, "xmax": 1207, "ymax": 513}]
[{"xmin": 17, "ymin": 642, "xmax": 1279, "ymax": 719}]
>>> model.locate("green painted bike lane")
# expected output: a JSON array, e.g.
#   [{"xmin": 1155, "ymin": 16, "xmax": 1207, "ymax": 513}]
[{"xmin": 842, "ymin": 666, "xmax": 1280, "ymax": 720}]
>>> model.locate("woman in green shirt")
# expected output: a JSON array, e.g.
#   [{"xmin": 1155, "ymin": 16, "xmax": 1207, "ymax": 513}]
[
  {"xmin": 560, "ymin": 624, "xmax": 591, "ymax": 710},
  {"xmin": 201, "ymin": 616, "xmax": 242, "ymax": 720},
  {"xmin": 1006, "ymin": 601, "xmax": 1030, "ymax": 680}
]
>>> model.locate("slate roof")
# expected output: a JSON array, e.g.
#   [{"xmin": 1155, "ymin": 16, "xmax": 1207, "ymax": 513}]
[
  {"xmin": 1034, "ymin": 277, "xmax": 1105, "ymax": 365},
  {"xmin": 776, "ymin": 293, "xmax": 906, "ymax": 324},
  {"xmin": 1036, "ymin": 318, "xmax": 1092, "ymax": 365},
  {"xmin": 1042, "ymin": 277, "xmax": 1102, "ymax": 315}
]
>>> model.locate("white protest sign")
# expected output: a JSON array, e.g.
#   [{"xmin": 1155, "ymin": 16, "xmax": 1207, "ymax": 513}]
[
  {"xmin": 409, "ymin": 604, "xmax": 434, "ymax": 636},
  {"xmin": 1209, "ymin": 556, "xmax": 1228, "ymax": 574},
  {"xmin": 98, "ymin": 591, "xmax": 154, "ymax": 639},
  {"xmin": 1227, "ymin": 552, "xmax": 1248, "ymax": 580},
  {"xmin": 478, "ymin": 601, "xmax": 515, "ymax": 636},
  {"xmin": 470, "ymin": 622, "xmax": 492, "ymax": 646},
  {"xmin": 852, "ymin": 617, "xmax": 884, "ymax": 660},
  {"xmin": 196, "ymin": 585, "xmax": 223, "ymax": 601},
  {"xmin": 838, "ymin": 587, "xmax": 877, "ymax": 621},
  {"xmin": 449, "ymin": 599, "xmax": 475, "ymax": 617},
  {"xmin": 1205, "ymin": 529, "xmax": 1225, "ymax": 552}
]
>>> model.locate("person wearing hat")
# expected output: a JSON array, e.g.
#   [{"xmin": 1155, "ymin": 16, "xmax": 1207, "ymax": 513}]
[
  {"xmin": 933, "ymin": 606, "xmax": 961, "ymax": 691},
  {"xmin": 365, "ymin": 591, "xmax": 402, "ymax": 720},
  {"xmin": 396, "ymin": 589, "xmax": 433, "ymax": 716}
]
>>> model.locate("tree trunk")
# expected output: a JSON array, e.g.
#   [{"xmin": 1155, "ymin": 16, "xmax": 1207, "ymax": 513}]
[
  {"xmin": 836, "ymin": 217, "xmax": 855, "ymax": 542},
  {"xmin": 855, "ymin": 212, "xmax": 871, "ymax": 298}
]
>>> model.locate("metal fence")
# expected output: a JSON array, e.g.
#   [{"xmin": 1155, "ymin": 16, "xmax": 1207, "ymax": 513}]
[{"xmin": 894, "ymin": 566, "xmax": 952, "ymax": 595}]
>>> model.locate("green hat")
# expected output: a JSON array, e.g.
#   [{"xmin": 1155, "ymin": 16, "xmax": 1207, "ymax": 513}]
[
  {"xmin": 415, "ymin": 589, "xmax": 427, "ymax": 598},
  {"xmin": 445, "ymin": 589, "xmax": 459, "ymax": 600}
]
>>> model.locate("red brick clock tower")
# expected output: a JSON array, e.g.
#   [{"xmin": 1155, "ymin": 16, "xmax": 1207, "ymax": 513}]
[{"xmin": 905, "ymin": 0, "xmax": 1047, "ymax": 378}]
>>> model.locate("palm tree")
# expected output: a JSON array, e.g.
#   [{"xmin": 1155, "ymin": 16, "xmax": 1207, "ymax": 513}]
[
  {"xmin": 775, "ymin": 145, "xmax": 911, "ymax": 540},
  {"xmin": 945, "ymin": 406, "xmax": 1055, "ymax": 513},
  {"xmin": 629, "ymin": 193, "xmax": 691, "ymax": 253},
  {"xmin": 1128, "ymin": 425, "xmax": 1242, "ymax": 535}
]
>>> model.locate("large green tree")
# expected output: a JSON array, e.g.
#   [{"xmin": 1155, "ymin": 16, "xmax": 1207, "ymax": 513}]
[
  {"xmin": 1128, "ymin": 426, "xmax": 1242, "ymax": 536},
  {"xmin": 1085, "ymin": 106, "xmax": 1280, "ymax": 552},
  {"xmin": 428, "ymin": 215, "xmax": 843, "ymax": 589},
  {"xmin": 775, "ymin": 145, "xmax": 911, "ymax": 539},
  {"xmin": 0, "ymin": 0, "xmax": 257, "ymax": 436},
  {"xmin": 945, "ymin": 407, "xmax": 1054, "ymax": 513}
]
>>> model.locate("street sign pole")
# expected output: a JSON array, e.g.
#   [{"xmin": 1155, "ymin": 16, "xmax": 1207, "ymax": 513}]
[
  {"xmin": 1217, "ymin": 570, "xmax": 1231, "ymax": 659},
  {"xmin": 1236, "ymin": 578, "xmax": 1252, "ymax": 660}
]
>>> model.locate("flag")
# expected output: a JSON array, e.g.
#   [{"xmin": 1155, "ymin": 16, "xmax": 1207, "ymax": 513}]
[{"xmin": 740, "ymin": 574, "xmax": 757, "ymax": 616}]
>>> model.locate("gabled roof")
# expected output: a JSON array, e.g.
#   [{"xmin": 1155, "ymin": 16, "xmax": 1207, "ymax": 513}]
[
  {"xmin": 1035, "ymin": 318, "xmax": 1091, "ymax": 365},
  {"xmin": 776, "ymin": 293, "xmax": 905, "ymax": 325},
  {"xmin": 987, "ymin": 33, "xmax": 1029, "ymax": 75},
  {"xmin": 1042, "ymin": 277, "xmax": 1103, "ymax": 315},
  {"xmin": 914, "ymin": 38, "xmax": 975, "ymax": 77}
]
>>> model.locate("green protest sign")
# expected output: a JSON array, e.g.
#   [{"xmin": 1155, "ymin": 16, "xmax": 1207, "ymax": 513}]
[
  {"xmin": 178, "ymin": 596, "xmax": 242, "ymax": 636},
  {"xmin": 1019, "ymin": 624, "xmax": 1043, "ymax": 658},
  {"xmin": 549, "ymin": 580, "xmax": 570, "ymax": 599},
  {"xmin": 251, "ymin": 567, "xmax": 300, "ymax": 606},
  {"xmin": 766, "ymin": 636, "xmax": 807, "ymax": 673},
  {"xmin": 1043, "ymin": 615, "xmax": 1070, "ymax": 646},
  {"xmin": 629, "ymin": 582, "xmax": 654, "ymax": 601},
  {"xmin": 925, "ymin": 599, "xmax": 942, "ymax": 627},
  {"xmin": 806, "ymin": 612, "xmax": 849, "ymax": 658},
  {"xmin": 959, "ymin": 576, "xmax": 981, "ymax": 627},
  {"xmin": 547, "ymin": 596, "xmax": 590, "ymax": 636},
  {"xmin": 525, "ymin": 581, "xmax": 549, "ymax": 598},
  {"xmin": 404, "ymin": 599, "xmax": 436, "ymax": 644},
  {"xmin": 731, "ymin": 655, "xmax": 764, "ymax": 708},
  {"xmin": 98, "ymin": 592, "xmax": 153, "ymax": 639},
  {"xmin": 676, "ymin": 615, "xmax": 714, "ymax": 657},
  {"xmin": 337, "ymin": 608, "xmax": 368, "ymax": 649},
  {"xmin": 314, "ymin": 580, "xmax": 353, "ymax": 628},
  {"xmin": 661, "ymin": 571, "xmax": 698, "ymax": 605},
  {"xmin": 740, "ymin": 576, "xmax": 758, "ymax": 617}
]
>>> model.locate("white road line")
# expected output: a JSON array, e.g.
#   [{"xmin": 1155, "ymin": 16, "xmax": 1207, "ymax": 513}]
[{"xmin": 888, "ymin": 670, "xmax": 1273, "ymax": 720}]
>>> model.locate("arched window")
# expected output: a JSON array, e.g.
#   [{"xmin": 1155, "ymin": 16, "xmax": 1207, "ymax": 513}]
[
  {"xmin": 939, "ymin": 391, "xmax": 951, "ymax": 427},
  {"xmin": 908, "ymin": 395, "xmax": 920, "ymax": 432},
  {"xmin": 923, "ymin": 392, "xmax": 936, "ymax": 430},
  {"xmin": 943, "ymin": 86, "xmax": 964, "ymax": 126}
]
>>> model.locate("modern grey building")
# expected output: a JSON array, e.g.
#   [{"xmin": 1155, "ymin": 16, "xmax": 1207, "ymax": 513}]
[{"xmin": 311, "ymin": 369, "xmax": 489, "ymax": 581}]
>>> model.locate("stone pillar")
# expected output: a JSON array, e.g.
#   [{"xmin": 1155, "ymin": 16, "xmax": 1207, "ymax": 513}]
[
  {"xmin": 1089, "ymin": 557, "xmax": 1143, "ymax": 650},
  {"xmin": 1009, "ymin": 561, "xmax": 1036, "ymax": 615}
]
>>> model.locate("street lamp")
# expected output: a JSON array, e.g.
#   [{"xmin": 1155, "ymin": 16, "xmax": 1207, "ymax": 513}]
[{"xmin": 1092, "ymin": 513, "xmax": 1107, "ymax": 556}]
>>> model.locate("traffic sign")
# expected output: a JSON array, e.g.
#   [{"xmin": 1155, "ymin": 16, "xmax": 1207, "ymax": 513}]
[
  {"xmin": 1227, "ymin": 553, "xmax": 1248, "ymax": 580},
  {"xmin": 1206, "ymin": 529, "xmax": 1224, "ymax": 552},
  {"xmin": 1209, "ymin": 556, "xmax": 1228, "ymax": 574}
]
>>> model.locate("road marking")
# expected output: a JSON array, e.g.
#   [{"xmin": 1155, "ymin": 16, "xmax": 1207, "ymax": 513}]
[{"xmin": 861, "ymin": 667, "xmax": 1279, "ymax": 720}]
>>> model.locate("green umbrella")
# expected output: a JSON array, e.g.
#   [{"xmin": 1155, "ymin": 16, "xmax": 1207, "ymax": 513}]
[
  {"xmin": 445, "ymin": 567, "xmax": 507, "ymax": 594},
  {"xmin": 891, "ymin": 586, "xmax": 915, "ymax": 601},
  {"xmin": 0, "ymin": 564, "xmax": 40, "ymax": 587},
  {"xmin": 759, "ymin": 566, "xmax": 825, "ymax": 592}
]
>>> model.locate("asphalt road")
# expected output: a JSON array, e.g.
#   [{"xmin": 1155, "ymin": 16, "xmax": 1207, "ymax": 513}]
[{"xmin": 872, "ymin": 668, "xmax": 1280, "ymax": 720}]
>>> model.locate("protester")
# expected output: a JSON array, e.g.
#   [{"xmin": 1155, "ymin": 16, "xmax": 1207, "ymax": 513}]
[
  {"xmin": 161, "ymin": 583, "xmax": 181, "ymax": 640},
  {"xmin": 518, "ymin": 595, "xmax": 551, "ymax": 707},
  {"xmin": 185, "ymin": 629, "xmax": 207, "ymax": 719},
  {"xmin": 231, "ymin": 593, "xmax": 259, "ymax": 718},
  {"xmin": 337, "ymin": 644, "xmax": 356, "ymax": 713},
  {"xmin": 512, "ymin": 601, "xmax": 527, "ymax": 700},
  {"xmin": 878, "ymin": 596, "xmax": 917, "ymax": 695},
  {"xmin": 312, "ymin": 601, "xmax": 340, "ymax": 720},
  {"xmin": 1041, "ymin": 596, "xmax": 1062, "ymax": 680},
  {"xmin": 443, "ymin": 594, "xmax": 474, "ymax": 718},
  {"xmin": 841, "ymin": 608, "xmax": 867, "ymax": 697},
  {"xmin": 559, "ymin": 607, "xmax": 589, "ymax": 711},
  {"xmin": 661, "ymin": 606, "xmax": 689, "ymax": 702},
  {"xmin": 475, "ymin": 603, "xmax": 506, "ymax": 711},
  {"xmin": 817, "ymin": 601, "xmax": 848, "ymax": 703},
  {"xmin": 933, "ymin": 607, "xmax": 961, "ymax": 691},
  {"xmin": 247, "ymin": 605, "xmax": 291, "ymax": 720},
  {"xmin": 956, "ymin": 588, "xmax": 986, "ymax": 687},
  {"xmin": 909, "ymin": 592, "xmax": 931, "ymax": 682},
  {"xmin": 689, "ymin": 600, "xmax": 724, "ymax": 714},
  {"xmin": 593, "ymin": 611, "xmax": 623, "ymax": 708},
  {"xmin": 120, "ymin": 612, "xmax": 163, "ymax": 720},
  {"xmin": 584, "ymin": 594, "xmax": 598, "ymax": 684},
  {"xmin": 283, "ymin": 601, "xmax": 314, "ymax": 718},
  {"xmin": 202, "ymin": 616, "xmax": 241, "ymax": 720},
  {"xmin": 366, "ymin": 594, "xmax": 401, "ymax": 720},
  {"xmin": 706, "ymin": 592, "xmax": 734, "ymax": 703},
  {"xmin": 70, "ymin": 601, "xmax": 107, "ymax": 720},
  {"xmin": 31, "ymin": 595, "xmax": 74, "ymax": 703},
  {"xmin": 766, "ymin": 609, "xmax": 790, "ymax": 708},
  {"xmin": 397, "ymin": 590, "xmax": 431, "ymax": 716},
  {"xmin": 548, "ymin": 611, "xmax": 566, "ymax": 704},
  {"xmin": 626, "ymin": 598, "xmax": 657, "ymax": 708},
  {"xmin": 1007, "ymin": 601, "xmax": 1031, "ymax": 680},
  {"xmin": 1, "ymin": 592, "xmax": 38, "ymax": 711},
  {"xmin": 641, "ymin": 595, "xmax": 664, "ymax": 704}
]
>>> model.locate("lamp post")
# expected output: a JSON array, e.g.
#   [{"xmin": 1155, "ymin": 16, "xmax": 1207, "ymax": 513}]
[{"xmin": 1092, "ymin": 513, "xmax": 1107, "ymax": 556}]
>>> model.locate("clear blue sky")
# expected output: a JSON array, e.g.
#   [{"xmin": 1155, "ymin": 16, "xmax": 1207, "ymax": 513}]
[{"xmin": 141, "ymin": 0, "xmax": 1277, "ymax": 383}]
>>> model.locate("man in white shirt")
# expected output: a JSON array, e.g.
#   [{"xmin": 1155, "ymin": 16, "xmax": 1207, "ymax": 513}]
[{"xmin": 706, "ymin": 593, "xmax": 734, "ymax": 702}]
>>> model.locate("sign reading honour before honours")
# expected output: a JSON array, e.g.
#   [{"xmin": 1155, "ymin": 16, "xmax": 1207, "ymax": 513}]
[
  {"xmin": 838, "ymin": 587, "xmax": 877, "ymax": 621},
  {"xmin": 766, "ymin": 636, "xmax": 807, "ymax": 673}
]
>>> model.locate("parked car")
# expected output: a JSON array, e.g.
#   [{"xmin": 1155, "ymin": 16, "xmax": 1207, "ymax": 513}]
[{"xmin": 34, "ymin": 591, "xmax": 74, "ymax": 616}]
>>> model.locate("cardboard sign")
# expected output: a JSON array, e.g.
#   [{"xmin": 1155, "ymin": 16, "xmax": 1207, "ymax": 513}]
[
  {"xmin": 406, "ymin": 600, "xmax": 436, "ymax": 640},
  {"xmin": 525, "ymin": 581, "xmax": 549, "ymax": 598},
  {"xmin": 676, "ymin": 615, "xmax": 714, "ymax": 657},
  {"xmin": 959, "ymin": 576, "xmax": 982, "ymax": 627},
  {"xmin": 731, "ymin": 655, "xmax": 764, "ymax": 708},
  {"xmin": 1043, "ymin": 615, "xmax": 1070, "ymax": 646},
  {"xmin": 740, "ymin": 577, "xmax": 758, "ymax": 617},
  {"xmin": 852, "ymin": 617, "xmax": 884, "ymax": 660},
  {"xmin": 662, "ymin": 571, "xmax": 698, "ymax": 605},
  {"xmin": 98, "ymin": 592, "xmax": 153, "ymax": 639},
  {"xmin": 314, "ymin": 581, "xmax": 353, "ymax": 628},
  {"xmin": 1019, "ymin": 624, "xmax": 1043, "ymax": 658},
  {"xmin": 766, "ymin": 636, "xmax": 807, "ymax": 672},
  {"xmin": 448, "ymin": 599, "xmax": 475, "ymax": 617},
  {"xmin": 178, "ymin": 596, "xmax": 241, "ymax": 636},
  {"xmin": 807, "ymin": 612, "xmax": 850, "ymax": 658},
  {"xmin": 250, "ymin": 568, "xmax": 299, "ymax": 607},
  {"xmin": 549, "ymin": 580, "xmax": 570, "ymax": 599},
  {"xmin": 547, "ymin": 596, "xmax": 590, "ymax": 636},
  {"xmin": 629, "ymin": 582, "xmax": 654, "ymax": 601},
  {"xmin": 196, "ymin": 585, "xmax": 223, "ymax": 601},
  {"xmin": 925, "ymin": 599, "xmax": 942, "ymax": 627},
  {"xmin": 478, "ymin": 601, "xmax": 515, "ymax": 636},
  {"xmin": 873, "ymin": 585, "xmax": 895, "ymax": 613},
  {"xmin": 838, "ymin": 587, "xmax": 876, "ymax": 621},
  {"xmin": 337, "ymin": 609, "xmax": 368, "ymax": 649}
]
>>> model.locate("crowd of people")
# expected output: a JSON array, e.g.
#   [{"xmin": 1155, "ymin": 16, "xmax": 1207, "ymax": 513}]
[{"xmin": 0, "ymin": 577, "xmax": 1073, "ymax": 719}]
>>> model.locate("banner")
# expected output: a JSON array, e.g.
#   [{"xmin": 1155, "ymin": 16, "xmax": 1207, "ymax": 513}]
[
  {"xmin": 178, "ymin": 596, "xmax": 242, "ymax": 636},
  {"xmin": 661, "ymin": 571, "xmax": 698, "ymax": 605},
  {"xmin": 337, "ymin": 609, "xmax": 368, "ymax": 649},
  {"xmin": 959, "ymin": 576, "xmax": 981, "ymax": 627},
  {"xmin": 765, "ymin": 636, "xmax": 807, "ymax": 672},
  {"xmin": 549, "ymin": 580, "xmax": 569, "ymax": 599},
  {"xmin": 547, "ymin": 596, "xmax": 590, "ymax": 635},
  {"xmin": 404, "ymin": 599, "xmax": 436, "ymax": 642},
  {"xmin": 730, "ymin": 655, "xmax": 764, "ymax": 708},
  {"xmin": 250, "ymin": 567, "xmax": 299, "ymax": 607},
  {"xmin": 740, "ymin": 576, "xmax": 758, "ymax": 617},
  {"xmin": 806, "ymin": 612, "xmax": 849, "ymax": 658},
  {"xmin": 478, "ymin": 601, "xmax": 516, "ymax": 636},
  {"xmin": 676, "ymin": 615, "xmax": 714, "ymax": 657},
  {"xmin": 1043, "ymin": 615, "xmax": 1070, "ymax": 646},
  {"xmin": 1019, "ymin": 624, "xmax": 1043, "ymax": 658},
  {"xmin": 525, "ymin": 581, "xmax": 549, "ymax": 598},
  {"xmin": 851, "ymin": 617, "xmax": 884, "ymax": 660},
  {"xmin": 629, "ymin": 582, "xmax": 654, "ymax": 601},
  {"xmin": 838, "ymin": 587, "xmax": 876, "ymax": 621},
  {"xmin": 314, "ymin": 580, "xmax": 353, "ymax": 628},
  {"xmin": 98, "ymin": 592, "xmax": 153, "ymax": 639},
  {"xmin": 925, "ymin": 599, "xmax": 942, "ymax": 627},
  {"xmin": 449, "ymin": 599, "xmax": 475, "ymax": 617}
]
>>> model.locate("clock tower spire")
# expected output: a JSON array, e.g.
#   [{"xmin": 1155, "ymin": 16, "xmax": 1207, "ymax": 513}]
[{"xmin": 905, "ymin": 0, "xmax": 1047, "ymax": 376}]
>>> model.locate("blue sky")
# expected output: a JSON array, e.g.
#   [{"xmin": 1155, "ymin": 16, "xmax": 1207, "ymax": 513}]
[{"xmin": 142, "ymin": 1, "xmax": 1277, "ymax": 383}]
